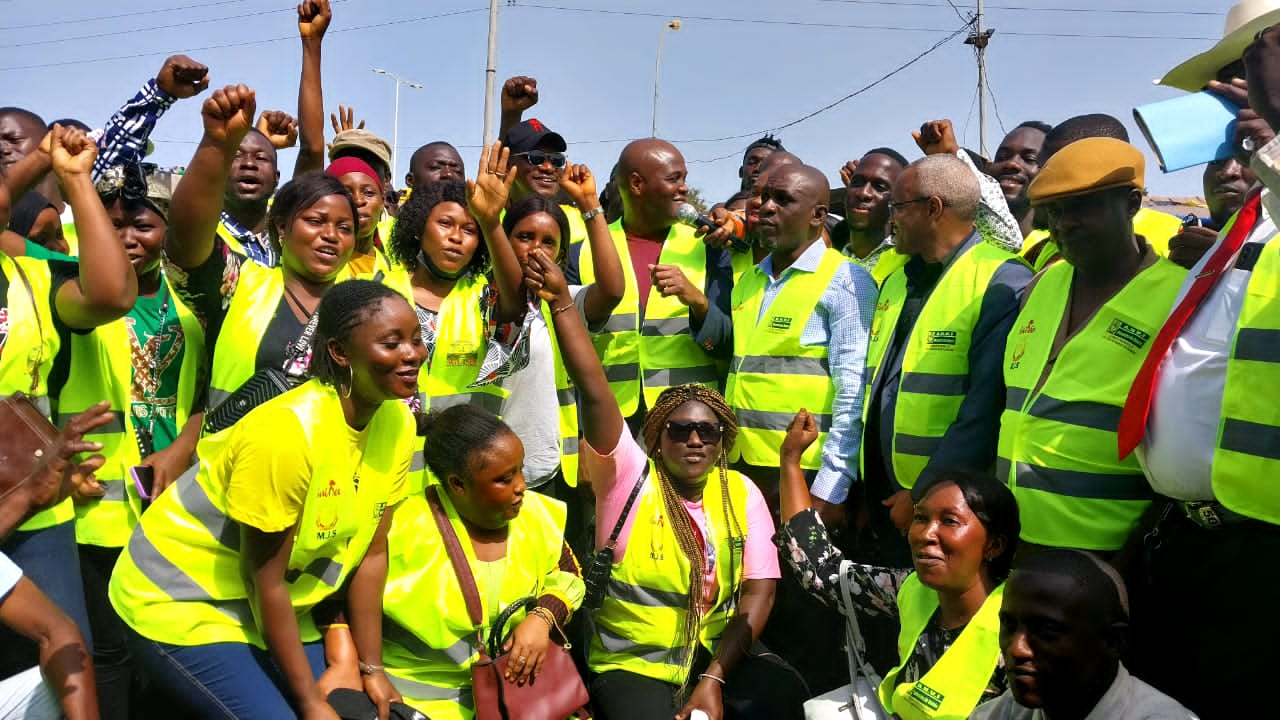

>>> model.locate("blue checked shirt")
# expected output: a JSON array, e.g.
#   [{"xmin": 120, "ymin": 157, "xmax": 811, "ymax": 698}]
[
  {"xmin": 697, "ymin": 239, "xmax": 878, "ymax": 503},
  {"xmin": 91, "ymin": 79, "xmax": 176, "ymax": 182}
]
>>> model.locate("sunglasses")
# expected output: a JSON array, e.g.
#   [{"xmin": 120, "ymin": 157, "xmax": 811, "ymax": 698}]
[
  {"xmin": 665, "ymin": 420, "xmax": 724, "ymax": 444},
  {"xmin": 514, "ymin": 150, "xmax": 567, "ymax": 169}
]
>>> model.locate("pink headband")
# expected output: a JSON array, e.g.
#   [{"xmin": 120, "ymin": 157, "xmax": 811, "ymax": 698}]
[{"xmin": 325, "ymin": 156, "xmax": 383, "ymax": 192}]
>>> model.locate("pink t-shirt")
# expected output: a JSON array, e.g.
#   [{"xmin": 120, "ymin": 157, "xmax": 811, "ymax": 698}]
[{"xmin": 581, "ymin": 426, "xmax": 780, "ymax": 582}]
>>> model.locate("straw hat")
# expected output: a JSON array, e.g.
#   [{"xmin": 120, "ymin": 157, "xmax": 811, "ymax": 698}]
[{"xmin": 1159, "ymin": 0, "xmax": 1280, "ymax": 91}]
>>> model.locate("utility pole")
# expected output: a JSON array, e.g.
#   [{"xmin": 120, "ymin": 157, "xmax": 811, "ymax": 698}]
[
  {"xmin": 372, "ymin": 68, "xmax": 423, "ymax": 182},
  {"xmin": 965, "ymin": 0, "xmax": 995, "ymax": 158},
  {"xmin": 483, "ymin": 0, "xmax": 500, "ymax": 144},
  {"xmin": 652, "ymin": 19, "xmax": 682, "ymax": 138}
]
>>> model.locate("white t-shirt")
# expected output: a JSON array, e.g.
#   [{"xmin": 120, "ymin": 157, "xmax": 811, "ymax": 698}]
[{"xmin": 0, "ymin": 551, "xmax": 22, "ymax": 602}]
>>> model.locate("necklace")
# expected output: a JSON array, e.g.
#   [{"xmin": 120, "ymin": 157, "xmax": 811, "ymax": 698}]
[
  {"xmin": 282, "ymin": 282, "xmax": 317, "ymax": 322},
  {"xmin": 135, "ymin": 282, "xmax": 172, "ymax": 458}
]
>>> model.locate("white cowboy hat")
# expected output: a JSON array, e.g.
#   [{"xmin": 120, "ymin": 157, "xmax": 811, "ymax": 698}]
[{"xmin": 1158, "ymin": 0, "xmax": 1280, "ymax": 91}]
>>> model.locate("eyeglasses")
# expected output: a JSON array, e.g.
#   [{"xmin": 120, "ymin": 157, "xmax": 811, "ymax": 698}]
[
  {"xmin": 887, "ymin": 197, "xmax": 932, "ymax": 214},
  {"xmin": 514, "ymin": 150, "xmax": 567, "ymax": 169},
  {"xmin": 664, "ymin": 420, "xmax": 724, "ymax": 444}
]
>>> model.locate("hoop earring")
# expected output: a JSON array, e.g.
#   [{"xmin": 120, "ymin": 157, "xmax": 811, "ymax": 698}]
[{"xmin": 338, "ymin": 365, "xmax": 353, "ymax": 398}]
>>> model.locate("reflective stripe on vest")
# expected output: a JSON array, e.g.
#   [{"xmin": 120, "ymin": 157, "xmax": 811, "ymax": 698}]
[
  {"xmin": 1, "ymin": 255, "xmax": 68, "ymax": 531},
  {"xmin": 382, "ymin": 489, "xmax": 578, "ymax": 711},
  {"xmin": 542, "ymin": 302, "xmax": 581, "ymax": 487},
  {"xmin": 579, "ymin": 221, "xmax": 719, "ymax": 417},
  {"xmin": 1215, "ymin": 229, "xmax": 1280, "ymax": 523},
  {"xmin": 589, "ymin": 462, "xmax": 749, "ymax": 685},
  {"xmin": 880, "ymin": 575, "xmax": 1004, "ymax": 720},
  {"xmin": 108, "ymin": 381, "xmax": 412, "ymax": 647},
  {"xmin": 862, "ymin": 242, "xmax": 1020, "ymax": 489},
  {"xmin": 998, "ymin": 258, "xmax": 1182, "ymax": 550},
  {"xmin": 65, "ymin": 278, "xmax": 205, "ymax": 547},
  {"xmin": 726, "ymin": 246, "xmax": 846, "ymax": 469}
]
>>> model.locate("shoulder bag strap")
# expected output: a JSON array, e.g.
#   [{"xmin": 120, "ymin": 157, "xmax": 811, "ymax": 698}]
[
  {"xmin": 11, "ymin": 260, "xmax": 43, "ymax": 394},
  {"xmin": 426, "ymin": 486, "xmax": 485, "ymax": 632},
  {"xmin": 604, "ymin": 464, "xmax": 649, "ymax": 550},
  {"xmin": 282, "ymin": 307, "xmax": 322, "ymax": 376}
]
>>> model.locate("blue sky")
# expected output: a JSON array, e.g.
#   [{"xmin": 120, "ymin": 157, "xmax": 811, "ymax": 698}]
[{"xmin": 0, "ymin": 0, "xmax": 1227, "ymax": 204}]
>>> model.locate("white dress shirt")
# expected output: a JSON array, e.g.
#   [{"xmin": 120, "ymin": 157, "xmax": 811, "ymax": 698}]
[{"xmin": 1139, "ymin": 138, "xmax": 1280, "ymax": 500}]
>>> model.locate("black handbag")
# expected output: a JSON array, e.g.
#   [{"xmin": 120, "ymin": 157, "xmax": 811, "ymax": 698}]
[
  {"xmin": 327, "ymin": 688, "xmax": 429, "ymax": 720},
  {"xmin": 203, "ymin": 307, "xmax": 320, "ymax": 435},
  {"xmin": 581, "ymin": 466, "xmax": 648, "ymax": 611}
]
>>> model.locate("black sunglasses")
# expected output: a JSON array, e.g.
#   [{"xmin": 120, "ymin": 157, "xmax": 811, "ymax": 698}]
[
  {"xmin": 665, "ymin": 420, "xmax": 723, "ymax": 444},
  {"xmin": 514, "ymin": 150, "xmax": 567, "ymax": 169}
]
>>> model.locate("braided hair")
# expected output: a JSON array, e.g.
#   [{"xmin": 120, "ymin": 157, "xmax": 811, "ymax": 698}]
[
  {"xmin": 640, "ymin": 385, "xmax": 745, "ymax": 691},
  {"xmin": 308, "ymin": 279, "xmax": 406, "ymax": 387}
]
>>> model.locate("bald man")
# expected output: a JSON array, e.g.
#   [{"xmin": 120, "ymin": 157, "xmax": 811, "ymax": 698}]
[
  {"xmin": 863, "ymin": 153, "xmax": 1032, "ymax": 567},
  {"xmin": 973, "ymin": 550, "xmax": 1194, "ymax": 719},
  {"xmin": 565, "ymin": 138, "xmax": 734, "ymax": 426}
]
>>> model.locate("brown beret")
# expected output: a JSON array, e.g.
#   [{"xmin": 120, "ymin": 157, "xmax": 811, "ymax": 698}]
[{"xmin": 1028, "ymin": 137, "xmax": 1145, "ymax": 205}]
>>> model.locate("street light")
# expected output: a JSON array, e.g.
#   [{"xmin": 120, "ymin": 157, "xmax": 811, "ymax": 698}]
[
  {"xmin": 652, "ymin": 19, "xmax": 681, "ymax": 138},
  {"xmin": 372, "ymin": 67, "xmax": 424, "ymax": 182}
]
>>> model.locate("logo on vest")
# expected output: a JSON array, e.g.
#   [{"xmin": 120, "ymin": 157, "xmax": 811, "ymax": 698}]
[
  {"xmin": 372, "ymin": 501, "xmax": 387, "ymax": 521},
  {"xmin": 926, "ymin": 330, "xmax": 957, "ymax": 349},
  {"xmin": 1104, "ymin": 319, "xmax": 1151, "ymax": 353},
  {"xmin": 908, "ymin": 681, "xmax": 944, "ymax": 711},
  {"xmin": 1019, "ymin": 319, "xmax": 1037, "ymax": 335},
  {"xmin": 769, "ymin": 315, "xmax": 792, "ymax": 331},
  {"xmin": 446, "ymin": 348, "xmax": 478, "ymax": 367},
  {"xmin": 317, "ymin": 479, "xmax": 342, "ymax": 499},
  {"xmin": 315, "ymin": 511, "xmax": 340, "ymax": 541},
  {"xmin": 1010, "ymin": 340, "xmax": 1026, "ymax": 370}
]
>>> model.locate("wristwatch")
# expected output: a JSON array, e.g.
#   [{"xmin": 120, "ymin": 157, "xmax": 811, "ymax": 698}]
[{"xmin": 580, "ymin": 206, "xmax": 604, "ymax": 221}]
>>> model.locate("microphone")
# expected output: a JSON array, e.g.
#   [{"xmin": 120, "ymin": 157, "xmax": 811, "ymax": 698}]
[{"xmin": 676, "ymin": 203, "xmax": 749, "ymax": 252}]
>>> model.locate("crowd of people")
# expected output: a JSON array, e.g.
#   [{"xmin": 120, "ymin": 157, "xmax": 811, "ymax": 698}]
[{"xmin": 1, "ymin": 0, "xmax": 1276, "ymax": 718}]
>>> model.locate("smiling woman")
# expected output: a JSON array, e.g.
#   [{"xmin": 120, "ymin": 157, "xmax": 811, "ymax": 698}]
[
  {"xmin": 777, "ymin": 422, "xmax": 1022, "ymax": 720},
  {"xmin": 107, "ymin": 280, "xmax": 424, "ymax": 719}
]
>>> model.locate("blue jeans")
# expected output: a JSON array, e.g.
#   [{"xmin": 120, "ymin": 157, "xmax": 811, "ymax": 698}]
[
  {"xmin": 0, "ymin": 520, "xmax": 93, "ymax": 679},
  {"xmin": 126, "ymin": 630, "xmax": 325, "ymax": 720}
]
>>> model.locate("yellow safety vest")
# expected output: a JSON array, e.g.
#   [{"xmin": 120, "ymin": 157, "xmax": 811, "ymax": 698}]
[
  {"xmin": 0, "ymin": 254, "xmax": 69, "ymax": 531},
  {"xmin": 998, "ymin": 258, "xmax": 1183, "ymax": 550},
  {"xmin": 1214, "ymin": 225, "xmax": 1280, "ymax": 523},
  {"xmin": 879, "ymin": 575, "xmax": 1004, "ymax": 720},
  {"xmin": 563, "ymin": 204, "xmax": 588, "ymax": 247},
  {"xmin": 579, "ymin": 221, "xmax": 720, "ymax": 417},
  {"xmin": 539, "ymin": 302, "xmax": 580, "ymax": 487},
  {"xmin": 726, "ymin": 246, "xmax": 847, "ymax": 470},
  {"xmin": 589, "ymin": 462, "xmax": 749, "ymax": 685},
  {"xmin": 382, "ymin": 488, "xmax": 582, "ymax": 718},
  {"xmin": 108, "ymin": 380, "xmax": 414, "ymax": 648},
  {"xmin": 62, "ymin": 280, "xmax": 206, "ymax": 548},
  {"xmin": 871, "ymin": 251, "xmax": 909, "ymax": 287},
  {"xmin": 1026, "ymin": 208, "xmax": 1183, "ymax": 272},
  {"xmin": 215, "ymin": 220, "xmax": 253, "ymax": 261},
  {"xmin": 862, "ymin": 242, "xmax": 1021, "ymax": 489},
  {"xmin": 61, "ymin": 221, "xmax": 80, "ymax": 258}
]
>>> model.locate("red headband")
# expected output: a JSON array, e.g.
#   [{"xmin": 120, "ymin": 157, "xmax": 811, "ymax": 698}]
[{"xmin": 325, "ymin": 156, "xmax": 383, "ymax": 192}]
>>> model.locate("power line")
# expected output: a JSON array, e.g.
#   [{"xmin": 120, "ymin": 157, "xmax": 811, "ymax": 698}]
[
  {"xmin": 0, "ymin": 0, "xmax": 254, "ymax": 31},
  {"xmin": 0, "ymin": 2, "xmax": 357, "ymax": 49},
  {"xmin": 0, "ymin": 7, "xmax": 486, "ymax": 72},
  {"xmin": 816, "ymin": 0, "xmax": 1217, "ymax": 15},
  {"xmin": 517, "ymin": 4, "xmax": 1214, "ymax": 40}
]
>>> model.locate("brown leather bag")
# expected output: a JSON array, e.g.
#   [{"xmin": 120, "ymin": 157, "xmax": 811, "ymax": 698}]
[
  {"xmin": 0, "ymin": 260, "xmax": 59, "ymax": 511},
  {"xmin": 426, "ymin": 486, "xmax": 591, "ymax": 720}
]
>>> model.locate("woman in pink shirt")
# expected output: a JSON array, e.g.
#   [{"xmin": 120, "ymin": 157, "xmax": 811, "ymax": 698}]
[{"xmin": 539, "ymin": 247, "xmax": 803, "ymax": 718}]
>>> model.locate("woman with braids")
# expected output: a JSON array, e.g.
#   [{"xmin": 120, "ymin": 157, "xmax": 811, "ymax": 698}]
[
  {"xmin": 777, "ymin": 410, "xmax": 1019, "ymax": 719},
  {"xmin": 571, "ymin": 265, "xmax": 804, "ymax": 720},
  {"xmin": 109, "ymin": 279, "xmax": 425, "ymax": 720},
  {"xmin": 383, "ymin": 141, "xmax": 525, "ymax": 427}
]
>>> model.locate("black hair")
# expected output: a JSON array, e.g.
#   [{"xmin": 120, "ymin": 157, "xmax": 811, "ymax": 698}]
[
  {"xmin": 388, "ymin": 179, "xmax": 488, "ymax": 275},
  {"xmin": 0, "ymin": 107, "xmax": 45, "ymax": 130},
  {"xmin": 418, "ymin": 405, "xmax": 515, "ymax": 482},
  {"xmin": 912, "ymin": 470, "xmax": 1021, "ymax": 583},
  {"xmin": 862, "ymin": 146, "xmax": 910, "ymax": 169},
  {"xmin": 7, "ymin": 191, "xmax": 55, "ymax": 236},
  {"xmin": 409, "ymin": 141, "xmax": 462, "ymax": 168},
  {"xmin": 1014, "ymin": 549, "xmax": 1129, "ymax": 625},
  {"xmin": 1014, "ymin": 120, "xmax": 1053, "ymax": 136},
  {"xmin": 743, "ymin": 134, "xmax": 785, "ymax": 162},
  {"xmin": 267, "ymin": 172, "xmax": 358, "ymax": 250},
  {"xmin": 48, "ymin": 118, "xmax": 90, "ymax": 132},
  {"xmin": 308, "ymin": 279, "xmax": 406, "ymax": 385},
  {"xmin": 1045, "ymin": 114, "xmax": 1129, "ymax": 147},
  {"xmin": 503, "ymin": 195, "xmax": 570, "ymax": 261}
]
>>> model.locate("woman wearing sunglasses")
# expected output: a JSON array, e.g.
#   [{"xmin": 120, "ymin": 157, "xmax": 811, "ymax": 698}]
[
  {"xmin": 579, "ymin": 368, "xmax": 806, "ymax": 718},
  {"xmin": 778, "ymin": 409, "xmax": 1020, "ymax": 719}
]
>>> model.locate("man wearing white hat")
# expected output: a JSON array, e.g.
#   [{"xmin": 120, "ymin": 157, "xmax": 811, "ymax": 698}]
[{"xmin": 1115, "ymin": 3, "xmax": 1280, "ymax": 718}]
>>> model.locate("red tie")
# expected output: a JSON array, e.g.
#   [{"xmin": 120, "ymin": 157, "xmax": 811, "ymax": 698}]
[{"xmin": 1117, "ymin": 189, "xmax": 1263, "ymax": 459}]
